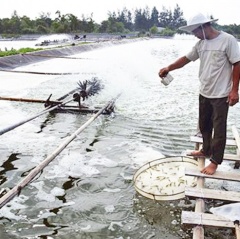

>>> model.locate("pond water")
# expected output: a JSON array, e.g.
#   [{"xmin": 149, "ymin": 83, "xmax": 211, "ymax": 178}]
[{"xmin": 0, "ymin": 36, "xmax": 240, "ymax": 239}]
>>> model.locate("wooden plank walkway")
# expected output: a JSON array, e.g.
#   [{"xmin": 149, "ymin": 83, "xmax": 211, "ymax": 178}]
[
  {"xmin": 190, "ymin": 135, "xmax": 237, "ymax": 146},
  {"xmin": 181, "ymin": 126, "xmax": 240, "ymax": 239},
  {"xmin": 186, "ymin": 152, "xmax": 240, "ymax": 161},
  {"xmin": 182, "ymin": 211, "xmax": 235, "ymax": 228},
  {"xmin": 185, "ymin": 187, "xmax": 240, "ymax": 202},
  {"xmin": 185, "ymin": 168, "xmax": 240, "ymax": 182}
]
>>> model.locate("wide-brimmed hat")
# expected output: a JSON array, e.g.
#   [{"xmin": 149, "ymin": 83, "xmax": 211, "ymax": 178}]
[{"xmin": 179, "ymin": 13, "xmax": 218, "ymax": 32}]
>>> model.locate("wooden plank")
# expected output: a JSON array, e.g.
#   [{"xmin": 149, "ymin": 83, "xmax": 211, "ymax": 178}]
[
  {"xmin": 224, "ymin": 153, "xmax": 240, "ymax": 161},
  {"xmin": 193, "ymin": 226, "xmax": 204, "ymax": 239},
  {"xmin": 232, "ymin": 125, "xmax": 240, "ymax": 151},
  {"xmin": 182, "ymin": 211, "xmax": 234, "ymax": 228},
  {"xmin": 0, "ymin": 96, "xmax": 61, "ymax": 104},
  {"xmin": 232, "ymin": 126, "xmax": 240, "ymax": 169},
  {"xmin": 190, "ymin": 136, "xmax": 236, "ymax": 146},
  {"xmin": 184, "ymin": 152, "xmax": 240, "ymax": 161},
  {"xmin": 185, "ymin": 168, "xmax": 240, "ymax": 182},
  {"xmin": 185, "ymin": 187, "xmax": 240, "ymax": 202},
  {"xmin": 193, "ymin": 157, "xmax": 205, "ymax": 239}
]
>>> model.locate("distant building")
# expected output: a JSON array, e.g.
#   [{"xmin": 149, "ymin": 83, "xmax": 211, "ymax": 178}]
[{"xmin": 157, "ymin": 27, "xmax": 165, "ymax": 33}]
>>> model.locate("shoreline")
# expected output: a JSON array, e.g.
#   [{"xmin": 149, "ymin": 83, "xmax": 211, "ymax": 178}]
[{"xmin": 0, "ymin": 37, "xmax": 149, "ymax": 70}]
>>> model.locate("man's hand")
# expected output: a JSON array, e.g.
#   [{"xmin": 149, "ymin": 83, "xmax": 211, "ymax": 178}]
[
  {"xmin": 228, "ymin": 90, "xmax": 239, "ymax": 106},
  {"xmin": 159, "ymin": 67, "xmax": 169, "ymax": 78}
]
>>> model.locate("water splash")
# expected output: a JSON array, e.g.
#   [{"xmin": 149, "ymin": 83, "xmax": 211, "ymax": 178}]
[{"xmin": 35, "ymin": 34, "xmax": 72, "ymax": 46}]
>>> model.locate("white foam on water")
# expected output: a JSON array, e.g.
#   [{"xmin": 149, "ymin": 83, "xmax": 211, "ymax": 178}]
[
  {"xmin": 35, "ymin": 34, "xmax": 72, "ymax": 46},
  {"xmin": 0, "ymin": 194, "xmax": 28, "ymax": 221},
  {"xmin": 34, "ymin": 210, "xmax": 56, "ymax": 221},
  {"xmin": 105, "ymin": 204, "xmax": 115, "ymax": 213},
  {"xmin": 0, "ymin": 105, "xmax": 25, "ymax": 127},
  {"xmin": 88, "ymin": 154, "xmax": 118, "ymax": 168},
  {"xmin": 46, "ymin": 152, "xmax": 100, "ymax": 179},
  {"xmin": 50, "ymin": 187, "xmax": 65, "ymax": 196},
  {"xmin": 1, "ymin": 121, "xmax": 57, "ymax": 154},
  {"xmin": 103, "ymin": 188, "xmax": 121, "ymax": 193},
  {"xmin": 31, "ymin": 181, "xmax": 56, "ymax": 202},
  {"xmin": 0, "ymin": 71, "xmax": 53, "ymax": 92},
  {"xmin": 79, "ymin": 224, "xmax": 91, "ymax": 230},
  {"xmin": 118, "ymin": 142, "xmax": 165, "ymax": 167},
  {"xmin": 108, "ymin": 221, "xmax": 123, "ymax": 231},
  {"xmin": 173, "ymin": 33, "xmax": 197, "ymax": 41},
  {"xmin": 71, "ymin": 221, "xmax": 107, "ymax": 232}
]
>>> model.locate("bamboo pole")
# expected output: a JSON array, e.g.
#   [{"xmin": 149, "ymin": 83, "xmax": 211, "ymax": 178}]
[
  {"xmin": 193, "ymin": 157, "xmax": 205, "ymax": 239},
  {"xmin": 0, "ymin": 88, "xmax": 78, "ymax": 104},
  {"xmin": 56, "ymin": 88, "xmax": 78, "ymax": 101},
  {"xmin": 192, "ymin": 135, "xmax": 205, "ymax": 239},
  {"xmin": 232, "ymin": 125, "xmax": 240, "ymax": 151},
  {"xmin": 234, "ymin": 221, "xmax": 240, "ymax": 239},
  {"xmin": 0, "ymin": 97, "xmax": 74, "ymax": 136},
  {"xmin": 0, "ymin": 94, "xmax": 120, "ymax": 208},
  {"xmin": 0, "ymin": 88, "xmax": 81, "ymax": 135},
  {"xmin": 0, "ymin": 96, "xmax": 61, "ymax": 104},
  {"xmin": 232, "ymin": 125, "xmax": 240, "ymax": 170}
]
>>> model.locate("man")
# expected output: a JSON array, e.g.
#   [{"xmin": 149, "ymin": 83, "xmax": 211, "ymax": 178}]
[{"xmin": 159, "ymin": 13, "xmax": 240, "ymax": 175}]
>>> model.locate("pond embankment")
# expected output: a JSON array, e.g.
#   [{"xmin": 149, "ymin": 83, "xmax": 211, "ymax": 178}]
[{"xmin": 0, "ymin": 37, "xmax": 149, "ymax": 70}]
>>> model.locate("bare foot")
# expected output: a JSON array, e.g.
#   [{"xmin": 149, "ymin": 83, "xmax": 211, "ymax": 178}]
[
  {"xmin": 187, "ymin": 150, "xmax": 205, "ymax": 157},
  {"xmin": 201, "ymin": 162, "xmax": 218, "ymax": 175}
]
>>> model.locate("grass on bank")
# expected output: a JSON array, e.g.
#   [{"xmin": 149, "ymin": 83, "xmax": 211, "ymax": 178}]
[
  {"xmin": 0, "ymin": 42, "xmax": 91, "ymax": 57},
  {"xmin": 0, "ymin": 47, "xmax": 43, "ymax": 57}
]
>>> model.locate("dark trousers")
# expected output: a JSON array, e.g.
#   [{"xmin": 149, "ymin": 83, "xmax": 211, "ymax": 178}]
[{"xmin": 199, "ymin": 94, "xmax": 229, "ymax": 164}]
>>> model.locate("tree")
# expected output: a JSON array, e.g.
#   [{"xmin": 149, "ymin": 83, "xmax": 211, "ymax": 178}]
[
  {"xmin": 134, "ymin": 8, "xmax": 150, "ymax": 31},
  {"xmin": 78, "ymin": 14, "xmax": 96, "ymax": 32},
  {"xmin": 65, "ymin": 14, "xmax": 79, "ymax": 32},
  {"xmin": 150, "ymin": 25, "xmax": 158, "ymax": 34},
  {"xmin": 126, "ymin": 10, "xmax": 134, "ymax": 31},
  {"xmin": 20, "ymin": 16, "xmax": 36, "ymax": 34},
  {"xmin": 51, "ymin": 11, "xmax": 70, "ymax": 33},
  {"xmin": 107, "ymin": 8, "xmax": 133, "ymax": 31},
  {"xmin": 108, "ymin": 18, "xmax": 125, "ymax": 33},
  {"xmin": 158, "ymin": 7, "xmax": 172, "ymax": 29},
  {"xmin": 150, "ymin": 7, "xmax": 159, "ymax": 27},
  {"xmin": 85, "ymin": 15, "xmax": 96, "ymax": 32},
  {"xmin": 98, "ymin": 20, "xmax": 109, "ymax": 33},
  {"xmin": 36, "ymin": 25, "xmax": 49, "ymax": 34},
  {"xmin": 171, "ymin": 4, "xmax": 186, "ymax": 29},
  {"xmin": 35, "ymin": 13, "xmax": 52, "ymax": 33},
  {"xmin": 1, "ymin": 18, "xmax": 11, "ymax": 34},
  {"xmin": 8, "ymin": 11, "xmax": 21, "ymax": 34},
  {"xmin": 38, "ymin": 12, "xmax": 52, "ymax": 28},
  {"xmin": 0, "ymin": 5, "xmax": 239, "ymax": 37},
  {"xmin": 0, "ymin": 19, "xmax": 3, "ymax": 33}
]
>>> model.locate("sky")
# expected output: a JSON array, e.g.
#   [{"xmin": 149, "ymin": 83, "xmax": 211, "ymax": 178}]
[{"xmin": 1, "ymin": 0, "xmax": 240, "ymax": 25}]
